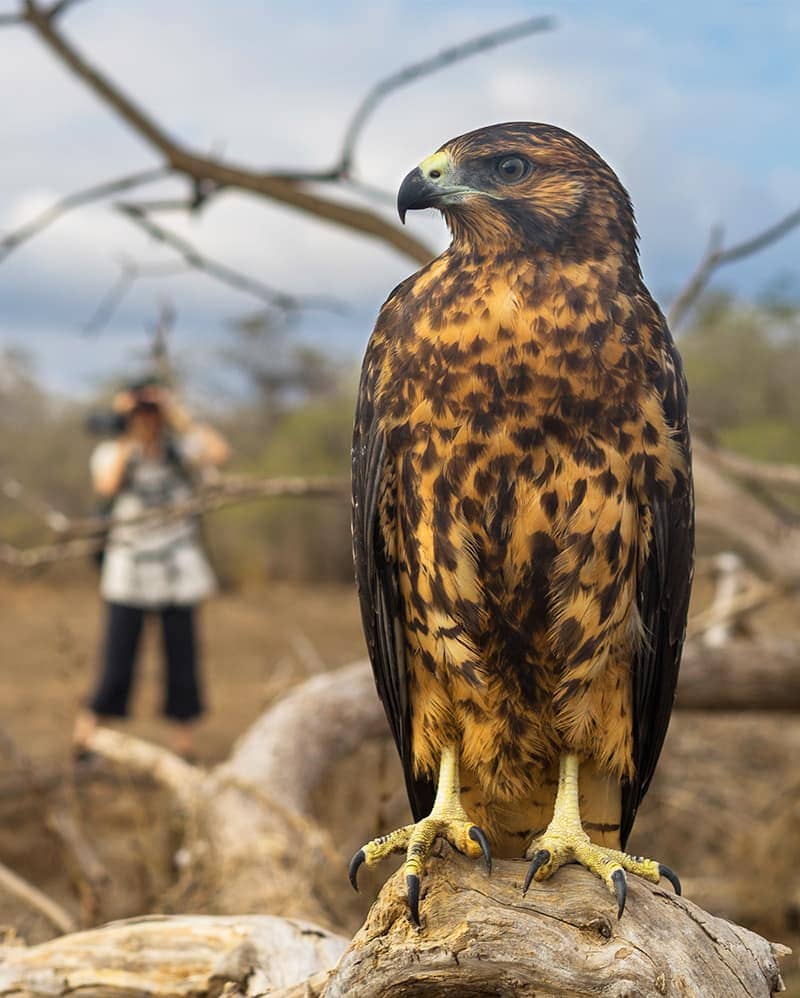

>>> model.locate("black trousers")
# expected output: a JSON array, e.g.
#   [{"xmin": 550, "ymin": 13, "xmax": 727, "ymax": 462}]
[{"xmin": 88, "ymin": 602, "xmax": 204, "ymax": 721}]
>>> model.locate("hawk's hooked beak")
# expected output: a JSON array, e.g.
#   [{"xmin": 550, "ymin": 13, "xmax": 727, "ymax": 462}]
[
  {"xmin": 397, "ymin": 151, "xmax": 479, "ymax": 223},
  {"xmin": 397, "ymin": 168, "xmax": 439, "ymax": 223}
]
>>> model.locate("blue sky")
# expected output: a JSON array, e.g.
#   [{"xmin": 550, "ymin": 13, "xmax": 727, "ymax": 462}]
[{"xmin": 0, "ymin": 1, "xmax": 798, "ymax": 399}]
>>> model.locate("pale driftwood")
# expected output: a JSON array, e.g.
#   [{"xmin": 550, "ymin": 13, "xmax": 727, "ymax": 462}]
[
  {"xmin": 325, "ymin": 851, "xmax": 789, "ymax": 997},
  {"xmin": 0, "ymin": 914, "xmax": 348, "ymax": 997}
]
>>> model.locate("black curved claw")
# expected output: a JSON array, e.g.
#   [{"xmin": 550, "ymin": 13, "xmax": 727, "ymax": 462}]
[
  {"xmin": 658, "ymin": 864, "xmax": 682, "ymax": 896},
  {"xmin": 612, "ymin": 868, "xmax": 627, "ymax": 919},
  {"xmin": 469, "ymin": 825, "xmax": 493, "ymax": 874},
  {"xmin": 523, "ymin": 849, "xmax": 550, "ymax": 895},
  {"xmin": 348, "ymin": 849, "xmax": 365, "ymax": 892},
  {"xmin": 406, "ymin": 872, "xmax": 421, "ymax": 926}
]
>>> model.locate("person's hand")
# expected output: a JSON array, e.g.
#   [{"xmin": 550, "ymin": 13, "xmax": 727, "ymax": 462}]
[{"xmin": 112, "ymin": 389, "xmax": 137, "ymax": 415}]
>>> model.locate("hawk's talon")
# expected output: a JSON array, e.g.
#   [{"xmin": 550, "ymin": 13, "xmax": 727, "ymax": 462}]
[
  {"xmin": 658, "ymin": 864, "xmax": 682, "ymax": 895},
  {"xmin": 406, "ymin": 872, "xmax": 421, "ymax": 925},
  {"xmin": 346, "ymin": 743, "xmax": 490, "ymax": 924},
  {"xmin": 523, "ymin": 849, "xmax": 551, "ymax": 895},
  {"xmin": 469, "ymin": 825, "xmax": 493, "ymax": 874},
  {"xmin": 348, "ymin": 849, "xmax": 365, "ymax": 892},
  {"xmin": 612, "ymin": 868, "xmax": 627, "ymax": 919},
  {"xmin": 522, "ymin": 754, "xmax": 678, "ymax": 916}
]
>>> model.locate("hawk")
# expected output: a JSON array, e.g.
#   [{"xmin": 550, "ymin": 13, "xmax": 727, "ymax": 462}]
[{"xmin": 350, "ymin": 122, "xmax": 693, "ymax": 923}]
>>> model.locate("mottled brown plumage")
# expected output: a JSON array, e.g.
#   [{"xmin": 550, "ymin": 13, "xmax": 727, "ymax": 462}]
[{"xmin": 352, "ymin": 123, "xmax": 693, "ymax": 886}]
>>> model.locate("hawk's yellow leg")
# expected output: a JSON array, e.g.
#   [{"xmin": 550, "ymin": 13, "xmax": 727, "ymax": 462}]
[
  {"xmin": 524, "ymin": 753, "xmax": 681, "ymax": 917},
  {"xmin": 348, "ymin": 742, "xmax": 491, "ymax": 924}
]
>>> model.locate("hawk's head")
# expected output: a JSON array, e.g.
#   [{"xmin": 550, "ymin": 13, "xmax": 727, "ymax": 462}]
[{"xmin": 398, "ymin": 122, "xmax": 638, "ymax": 261}]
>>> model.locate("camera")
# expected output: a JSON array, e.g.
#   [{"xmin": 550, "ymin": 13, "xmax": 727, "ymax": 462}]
[{"xmin": 85, "ymin": 409, "xmax": 128, "ymax": 437}]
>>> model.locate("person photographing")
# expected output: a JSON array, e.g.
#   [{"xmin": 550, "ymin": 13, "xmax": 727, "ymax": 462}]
[{"xmin": 73, "ymin": 378, "xmax": 229, "ymax": 761}]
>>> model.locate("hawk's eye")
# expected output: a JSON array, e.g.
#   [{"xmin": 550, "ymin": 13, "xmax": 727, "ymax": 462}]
[{"xmin": 495, "ymin": 156, "xmax": 530, "ymax": 183}]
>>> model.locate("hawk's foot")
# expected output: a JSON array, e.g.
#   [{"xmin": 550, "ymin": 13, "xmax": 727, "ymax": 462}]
[
  {"xmin": 523, "ymin": 753, "xmax": 680, "ymax": 918},
  {"xmin": 348, "ymin": 743, "xmax": 491, "ymax": 924}
]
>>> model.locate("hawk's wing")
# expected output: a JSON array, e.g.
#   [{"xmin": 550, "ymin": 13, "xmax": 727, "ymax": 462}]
[
  {"xmin": 352, "ymin": 332, "xmax": 436, "ymax": 823},
  {"xmin": 621, "ymin": 325, "xmax": 694, "ymax": 846}
]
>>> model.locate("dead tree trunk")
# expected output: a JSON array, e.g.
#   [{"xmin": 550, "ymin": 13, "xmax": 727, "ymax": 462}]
[{"xmin": 326, "ymin": 851, "xmax": 788, "ymax": 997}]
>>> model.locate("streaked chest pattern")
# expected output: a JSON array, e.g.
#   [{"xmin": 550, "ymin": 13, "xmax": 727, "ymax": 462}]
[
  {"xmin": 367, "ymin": 248, "xmax": 680, "ymax": 661},
  {"xmin": 369, "ymin": 251, "xmax": 679, "ymax": 503}
]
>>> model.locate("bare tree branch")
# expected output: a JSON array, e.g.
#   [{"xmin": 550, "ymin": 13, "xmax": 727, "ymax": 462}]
[
  {"xmin": 668, "ymin": 206, "xmax": 800, "ymax": 329},
  {"xmin": 0, "ymin": 166, "xmax": 170, "ymax": 263},
  {"xmin": 337, "ymin": 15, "xmax": 555, "ymax": 176},
  {"xmin": 0, "ymin": 472, "xmax": 71, "ymax": 532},
  {"xmin": 115, "ymin": 203, "xmax": 345, "ymax": 313},
  {"xmin": 82, "ymin": 256, "xmax": 189, "ymax": 335},
  {"xmin": 0, "ymin": 474, "xmax": 350, "ymax": 568},
  {"xmin": 19, "ymin": 1, "xmax": 436, "ymax": 264}
]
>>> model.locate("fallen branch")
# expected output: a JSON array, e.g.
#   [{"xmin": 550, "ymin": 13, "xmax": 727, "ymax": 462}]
[
  {"xmin": 677, "ymin": 640, "xmax": 800, "ymax": 711},
  {"xmin": 0, "ymin": 858, "xmax": 76, "ymax": 936},
  {"xmin": 0, "ymin": 914, "xmax": 348, "ymax": 997}
]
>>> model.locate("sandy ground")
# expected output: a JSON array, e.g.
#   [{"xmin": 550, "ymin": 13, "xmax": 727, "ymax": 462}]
[{"xmin": 0, "ymin": 573, "xmax": 365, "ymax": 766}]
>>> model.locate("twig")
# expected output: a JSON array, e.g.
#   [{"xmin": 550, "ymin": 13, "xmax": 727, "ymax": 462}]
[
  {"xmin": 0, "ymin": 166, "xmax": 170, "ymax": 263},
  {"xmin": 668, "ymin": 206, "xmax": 800, "ymax": 329},
  {"xmin": 67, "ymin": 474, "xmax": 351, "ymax": 537},
  {"xmin": 47, "ymin": 0, "xmax": 90, "ymax": 18},
  {"xmin": 0, "ymin": 472, "xmax": 71, "ymax": 532},
  {"xmin": 115, "ymin": 204, "xmax": 345, "ymax": 313},
  {"xmin": 0, "ymin": 475, "xmax": 350, "ymax": 568},
  {"xmin": 0, "ymin": 857, "xmax": 76, "ymax": 935},
  {"xmin": 337, "ymin": 15, "xmax": 555, "ymax": 175},
  {"xmin": 82, "ymin": 257, "xmax": 188, "ymax": 335}
]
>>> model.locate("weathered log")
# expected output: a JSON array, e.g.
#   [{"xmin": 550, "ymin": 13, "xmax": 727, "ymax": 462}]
[
  {"xmin": 325, "ymin": 850, "xmax": 789, "ymax": 997},
  {"xmin": 677, "ymin": 640, "xmax": 800, "ymax": 711},
  {"xmin": 0, "ymin": 914, "xmax": 348, "ymax": 997}
]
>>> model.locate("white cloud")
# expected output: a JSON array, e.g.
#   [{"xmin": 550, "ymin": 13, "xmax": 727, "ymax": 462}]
[{"xmin": 0, "ymin": 1, "xmax": 798, "ymax": 392}]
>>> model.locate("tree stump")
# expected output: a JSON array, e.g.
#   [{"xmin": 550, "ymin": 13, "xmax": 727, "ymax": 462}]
[{"xmin": 325, "ymin": 848, "xmax": 788, "ymax": 997}]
